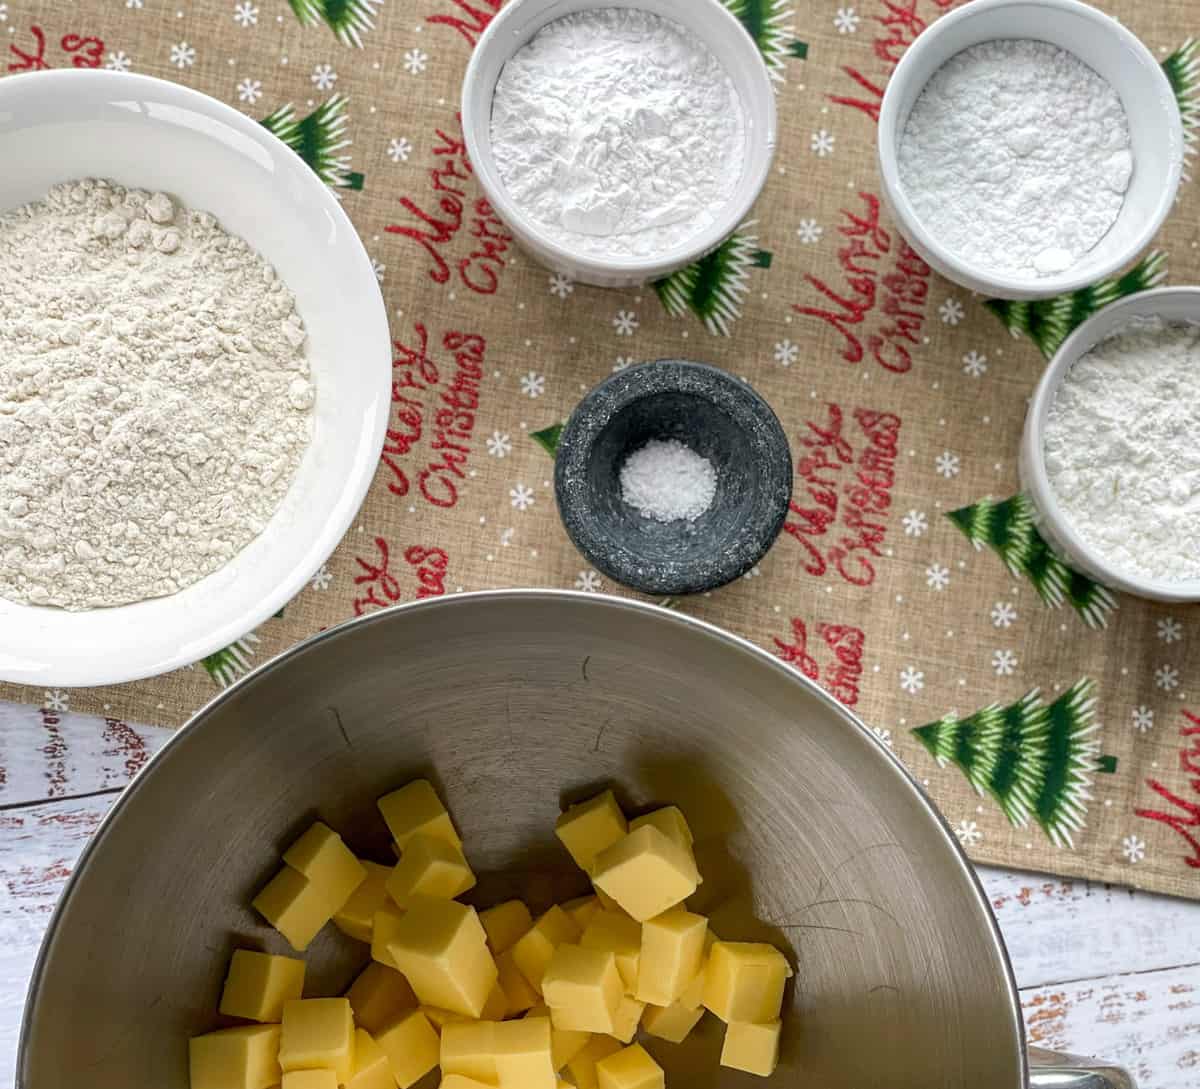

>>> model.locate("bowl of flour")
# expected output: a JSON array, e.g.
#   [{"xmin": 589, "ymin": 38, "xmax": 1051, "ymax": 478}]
[
  {"xmin": 877, "ymin": 0, "xmax": 1183, "ymax": 300},
  {"xmin": 0, "ymin": 71, "xmax": 391, "ymax": 686},
  {"xmin": 1021, "ymin": 287, "xmax": 1200, "ymax": 603},
  {"xmin": 460, "ymin": 0, "xmax": 777, "ymax": 287}
]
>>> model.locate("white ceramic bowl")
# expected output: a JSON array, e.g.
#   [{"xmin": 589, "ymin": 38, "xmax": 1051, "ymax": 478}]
[
  {"xmin": 0, "ymin": 70, "xmax": 391, "ymax": 687},
  {"xmin": 461, "ymin": 0, "xmax": 777, "ymax": 288},
  {"xmin": 877, "ymin": 0, "xmax": 1183, "ymax": 301},
  {"xmin": 1021, "ymin": 286, "xmax": 1200, "ymax": 603}
]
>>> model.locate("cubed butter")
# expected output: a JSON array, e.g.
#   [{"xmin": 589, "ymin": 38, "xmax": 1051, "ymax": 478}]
[
  {"xmin": 494, "ymin": 1015, "xmax": 556, "ymax": 1089},
  {"xmin": 281, "ymin": 1071, "xmax": 337, "ymax": 1089},
  {"xmin": 591, "ymin": 827, "xmax": 699, "ymax": 922},
  {"xmin": 593, "ymin": 887, "xmax": 622, "ymax": 913},
  {"xmin": 439, "ymin": 1077, "xmax": 496, "ymax": 1089},
  {"xmin": 629, "ymin": 806, "xmax": 694, "ymax": 849},
  {"xmin": 542, "ymin": 944, "xmax": 622, "ymax": 1034},
  {"xmin": 720, "ymin": 1019, "xmax": 782, "ymax": 1077},
  {"xmin": 334, "ymin": 860, "xmax": 391, "ymax": 943},
  {"xmin": 346, "ymin": 961, "xmax": 417, "ymax": 1035},
  {"xmin": 595, "ymin": 1043, "xmax": 665, "ymax": 1089},
  {"xmin": 386, "ymin": 833, "xmax": 476, "ymax": 907},
  {"xmin": 642, "ymin": 1000, "xmax": 705, "ymax": 1043},
  {"xmin": 346, "ymin": 1029, "xmax": 394, "ymax": 1089},
  {"xmin": 497, "ymin": 948, "xmax": 540, "ymax": 1013},
  {"xmin": 375, "ymin": 1009, "xmax": 440, "ymax": 1089},
  {"xmin": 420, "ymin": 1005, "xmax": 473, "ymax": 1031},
  {"xmin": 252, "ymin": 866, "xmax": 333, "ymax": 952},
  {"xmin": 370, "ymin": 903, "xmax": 407, "ymax": 971},
  {"xmin": 219, "ymin": 949, "xmax": 305, "ymax": 1023},
  {"xmin": 189, "ymin": 1024, "xmax": 281, "ymax": 1089},
  {"xmin": 565, "ymin": 1036, "xmax": 622, "ymax": 1089},
  {"xmin": 580, "ymin": 909, "xmax": 641, "ymax": 993},
  {"xmin": 279, "ymin": 998, "xmax": 355, "ymax": 1084},
  {"xmin": 283, "ymin": 822, "xmax": 367, "ymax": 913},
  {"xmin": 386, "ymin": 896, "xmax": 498, "ymax": 1017},
  {"xmin": 678, "ymin": 929, "xmax": 718, "ymax": 1010},
  {"xmin": 526, "ymin": 1004, "xmax": 591, "ymax": 1071},
  {"xmin": 703, "ymin": 942, "xmax": 792, "ymax": 1023},
  {"xmin": 636, "ymin": 909, "xmax": 707, "ymax": 1005},
  {"xmin": 555, "ymin": 790, "xmax": 628, "ymax": 872},
  {"xmin": 480, "ymin": 898, "xmax": 534, "ymax": 953},
  {"xmin": 561, "ymin": 894, "xmax": 601, "ymax": 931},
  {"xmin": 610, "ymin": 995, "xmax": 646, "ymax": 1044},
  {"xmin": 378, "ymin": 780, "xmax": 461, "ymax": 850},
  {"xmin": 481, "ymin": 979, "xmax": 510, "ymax": 1020},
  {"xmin": 512, "ymin": 904, "xmax": 582, "ymax": 992},
  {"xmin": 440, "ymin": 1020, "xmax": 497, "ymax": 1082}
]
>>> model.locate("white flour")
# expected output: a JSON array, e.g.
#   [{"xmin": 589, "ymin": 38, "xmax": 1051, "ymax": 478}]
[
  {"xmin": 490, "ymin": 8, "xmax": 746, "ymax": 258},
  {"xmin": 0, "ymin": 178, "xmax": 314, "ymax": 610},
  {"xmin": 1044, "ymin": 318, "xmax": 1200, "ymax": 582},
  {"xmin": 898, "ymin": 39, "xmax": 1132, "ymax": 278},
  {"xmin": 621, "ymin": 439, "xmax": 717, "ymax": 523}
]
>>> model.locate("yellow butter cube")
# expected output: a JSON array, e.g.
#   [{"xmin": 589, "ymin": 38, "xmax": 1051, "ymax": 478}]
[
  {"xmin": 703, "ymin": 942, "xmax": 792, "ymax": 1023},
  {"xmin": 219, "ymin": 950, "xmax": 305, "ymax": 1023},
  {"xmin": 557, "ymin": 1081, "xmax": 573, "ymax": 1089},
  {"xmin": 419, "ymin": 1005, "xmax": 472, "ymax": 1031},
  {"xmin": 334, "ymin": 860, "xmax": 391, "ymax": 943},
  {"xmin": 591, "ymin": 827, "xmax": 699, "ymax": 922},
  {"xmin": 512, "ymin": 904, "xmax": 582, "ymax": 992},
  {"xmin": 387, "ymin": 896, "xmax": 498, "ymax": 1017},
  {"xmin": 386, "ymin": 833, "xmax": 476, "ymax": 907},
  {"xmin": 594, "ymin": 887, "xmax": 622, "ymax": 913},
  {"xmin": 596, "ymin": 1043, "xmax": 664, "ymax": 1089},
  {"xmin": 561, "ymin": 894, "xmax": 601, "ymax": 931},
  {"xmin": 610, "ymin": 995, "xmax": 646, "ymax": 1044},
  {"xmin": 481, "ymin": 979, "xmax": 510, "ymax": 1020},
  {"xmin": 375, "ymin": 1009, "xmax": 440, "ymax": 1089},
  {"xmin": 497, "ymin": 948, "xmax": 541, "ymax": 1013},
  {"xmin": 629, "ymin": 806, "xmax": 694, "ymax": 849},
  {"xmin": 378, "ymin": 780, "xmax": 462, "ymax": 850},
  {"xmin": 279, "ymin": 998, "xmax": 355, "ymax": 1084},
  {"xmin": 565, "ymin": 1036, "xmax": 623, "ymax": 1089},
  {"xmin": 526, "ymin": 1004, "xmax": 591, "ymax": 1071},
  {"xmin": 720, "ymin": 1019, "xmax": 782, "ymax": 1077},
  {"xmin": 580, "ymin": 909, "xmax": 641, "ymax": 993},
  {"xmin": 556, "ymin": 790, "xmax": 628, "ymax": 872},
  {"xmin": 480, "ymin": 899, "xmax": 534, "ymax": 953},
  {"xmin": 346, "ymin": 961, "xmax": 416, "ymax": 1035},
  {"xmin": 636, "ymin": 909, "xmax": 707, "ymax": 1005},
  {"xmin": 346, "ymin": 1029, "xmax": 394, "ymax": 1089},
  {"xmin": 678, "ymin": 929, "xmax": 717, "ymax": 1010},
  {"xmin": 439, "ymin": 1077, "xmax": 496, "ymax": 1089},
  {"xmin": 542, "ymin": 944, "xmax": 622, "ymax": 1034},
  {"xmin": 642, "ymin": 1000, "xmax": 705, "ymax": 1043},
  {"xmin": 494, "ymin": 1015, "xmax": 556, "ymax": 1089},
  {"xmin": 189, "ymin": 1024, "xmax": 281, "ymax": 1089},
  {"xmin": 440, "ymin": 1020, "xmax": 497, "ymax": 1082},
  {"xmin": 252, "ymin": 866, "xmax": 333, "ymax": 952},
  {"xmin": 370, "ymin": 903, "xmax": 407, "ymax": 971},
  {"xmin": 283, "ymin": 822, "xmax": 367, "ymax": 913},
  {"xmin": 281, "ymin": 1071, "xmax": 337, "ymax": 1089}
]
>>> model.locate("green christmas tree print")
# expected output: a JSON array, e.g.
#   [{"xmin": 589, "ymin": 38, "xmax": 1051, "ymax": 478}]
[
  {"xmin": 721, "ymin": 0, "xmax": 798, "ymax": 84},
  {"xmin": 199, "ymin": 632, "xmax": 260, "ymax": 688},
  {"xmin": 288, "ymin": 0, "xmax": 382, "ymax": 47},
  {"xmin": 654, "ymin": 226, "xmax": 772, "ymax": 337},
  {"xmin": 261, "ymin": 95, "xmax": 364, "ymax": 192},
  {"xmin": 913, "ymin": 680, "xmax": 1113, "ymax": 849},
  {"xmin": 531, "ymin": 423, "xmax": 564, "ymax": 457},
  {"xmin": 947, "ymin": 494, "xmax": 1117, "ymax": 629},
  {"xmin": 1163, "ymin": 37, "xmax": 1200, "ymax": 179}
]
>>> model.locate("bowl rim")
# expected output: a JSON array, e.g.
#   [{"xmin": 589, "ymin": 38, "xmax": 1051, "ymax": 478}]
[
  {"xmin": 17, "ymin": 588, "xmax": 1027, "ymax": 1087},
  {"xmin": 0, "ymin": 69, "xmax": 392, "ymax": 686},
  {"xmin": 1021, "ymin": 285, "xmax": 1200, "ymax": 603},
  {"xmin": 876, "ymin": 0, "xmax": 1184, "ymax": 301},
  {"xmin": 460, "ymin": 0, "xmax": 778, "ymax": 280}
]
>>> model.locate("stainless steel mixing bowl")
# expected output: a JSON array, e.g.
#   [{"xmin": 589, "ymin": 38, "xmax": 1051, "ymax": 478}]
[{"xmin": 18, "ymin": 592, "xmax": 1130, "ymax": 1088}]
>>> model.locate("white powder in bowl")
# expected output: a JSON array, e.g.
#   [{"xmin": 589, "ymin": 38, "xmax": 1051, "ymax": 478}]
[{"xmin": 621, "ymin": 439, "xmax": 717, "ymax": 523}]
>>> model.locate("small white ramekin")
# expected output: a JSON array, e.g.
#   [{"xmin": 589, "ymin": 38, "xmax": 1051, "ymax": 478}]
[
  {"xmin": 1020, "ymin": 287, "xmax": 1200, "ymax": 603},
  {"xmin": 877, "ymin": 0, "xmax": 1183, "ymax": 301},
  {"xmin": 461, "ymin": 0, "xmax": 777, "ymax": 288}
]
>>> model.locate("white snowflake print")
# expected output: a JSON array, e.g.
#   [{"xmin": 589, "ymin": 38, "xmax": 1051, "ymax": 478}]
[
  {"xmin": 233, "ymin": 1, "xmax": 258, "ymax": 26},
  {"xmin": 1155, "ymin": 664, "xmax": 1180, "ymax": 691},
  {"xmin": 871, "ymin": 726, "xmax": 893, "ymax": 748},
  {"xmin": 1131, "ymin": 705, "xmax": 1154, "ymax": 734},
  {"xmin": 574, "ymin": 570, "xmax": 602, "ymax": 593},
  {"xmin": 387, "ymin": 137, "xmax": 412, "ymax": 163},
  {"xmin": 962, "ymin": 350, "xmax": 988, "ymax": 377},
  {"xmin": 796, "ymin": 219, "xmax": 823, "ymax": 244},
  {"xmin": 810, "ymin": 130, "xmax": 835, "ymax": 157},
  {"xmin": 613, "ymin": 356, "xmax": 634, "ymax": 372},
  {"xmin": 510, "ymin": 484, "xmax": 535, "ymax": 511},
  {"xmin": 43, "ymin": 689, "xmax": 69, "ymax": 713},
  {"xmin": 404, "ymin": 48, "xmax": 428, "ymax": 75},
  {"xmin": 170, "ymin": 41, "xmax": 196, "ymax": 68},
  {"xmin": 310, "ymin": 564, "xmax": 333, "ymax": 590},
  {"xmin": 126, "ymin": 0, "xmax": 143, "ymax": 8},
  {"xmin": 499, "ymin": 527, "xmax": 515, "ymax": 547},
  {"xmin": 312, "ymin": 63, "xmax": 338, "ymax": 90},
  {"xmin": 105, "ymin": 50, "xmax": 132, "ymax": 72},
  {"xmin": 486, "ymin": 431, "xmax": 513, "ymax": 458},
  {"xmin": 925, "ymin": 563, "xmax": 950, "ymax": 590},
  {"xmin": 899, "ymin": 666, "xmax": 925, "ymax": 694},
  {"xmin": 0, "ymin": 3, "xmax": 8, "ymax": 20},
  {"xmin": 1158, "ymin": 617, "xmax": 1183, "ymax": 643},
  {"xmin": 519, "ymin": 371, "xmax": 546, "ymax": 398},
  {"xmin": 991, "ymin": 601, "xmax": 1017, "ymax": 628},
  {"xmin": 1121, "ymin": 834, "xmax": 1146, "ymax": 863},
  {"xmin": 939, "ymin": 298, "xmax": 965, "ymax": 325},
  {"xmin": 371, "ymin": 258, "xmax": 385, "ymax": 283},
  {"xmin": 935, "ymin": 451, "xmax": 961, "ymax": 478},
  {"xmin": 833, "ymin": 6, "xmax": 860, "ymax": 33},
  {"xmin": 901, "ymin": 509, "xmax": 927, "ymax": 537},
  {"xmin": 774, "ymin": 339, "xmax": 799, "ymax": 367},
  {"xmin": 992, "ymin": 649, "xmax": 1018, "ymax": 676},
  {"xmin": 955, "ymin": 820, "xmax": 983, "ymax": 847},
  {"xmin": 548, "ymin": 273, "xmax": 574, "ymax": 298},
  {"xmin": 237, "ymin": 78, "xmax": 262, "ymax": 104},
  {"xmin": 612, "ymin": 310, "xmax": 639, "ymax": 336}
]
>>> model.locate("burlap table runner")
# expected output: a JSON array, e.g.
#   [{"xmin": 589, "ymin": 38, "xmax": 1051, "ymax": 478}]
[{"xmin": 3, "ymin": 0, "xmax": 1198, "ymax": 899}]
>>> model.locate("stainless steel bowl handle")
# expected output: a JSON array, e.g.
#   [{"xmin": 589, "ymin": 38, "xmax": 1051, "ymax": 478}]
[{"xmin": 1029, "ymin": 1046, "xmax": 1135, "ymax": 1088}]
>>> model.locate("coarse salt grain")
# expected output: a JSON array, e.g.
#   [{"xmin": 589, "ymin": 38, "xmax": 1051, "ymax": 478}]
[{"xmin": 620, "ymin": 439, "xmax": 717, "ymax": 523}]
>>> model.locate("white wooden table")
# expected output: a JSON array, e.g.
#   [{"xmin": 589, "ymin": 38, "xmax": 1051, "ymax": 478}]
[{"xmin": 2, "ymin": 704, "xmax": 1198, "ymax": 1087}]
